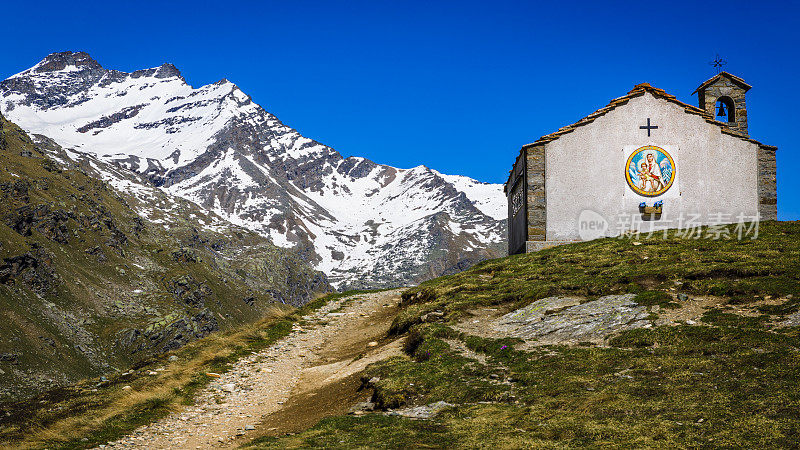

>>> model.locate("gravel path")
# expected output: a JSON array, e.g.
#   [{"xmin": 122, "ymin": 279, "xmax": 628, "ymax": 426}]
[{"xmin": 99, "ymin": 289, "xmax": 404, "ymax": 449}]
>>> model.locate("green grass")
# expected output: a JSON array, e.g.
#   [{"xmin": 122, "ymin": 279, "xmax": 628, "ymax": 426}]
[
  {"xmin": 248, "ymin": 414, "xmax": 457, "ymax": 448},
  {"xmin": 255, "ymin": 317, "xmax": 800, "ymax": 448},
  {"xmin": 391, "ymin": 221, "xmax": 800, "ymax": 334},
  {"xmin": 633, "ymin": 290, "xmax": 680, "ymax": 309},
  {"xmin": 0, "ymin": 289, "xmax": 355, "ymax": 449},
  {"xmin": 253, "ymin": 222, "xmax": 800, "ymax": 449}
]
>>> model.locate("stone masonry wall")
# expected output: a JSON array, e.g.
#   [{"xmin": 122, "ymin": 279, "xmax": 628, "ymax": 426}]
[
  {"xmin": 758, "ymin": 145, "xmax": 778, "ymax": 220},
  {"xmin": 700, "ymin": 75, "xmax": 749, "ymax": 136},
  {"xmin": 525, "ymin": 144, "xmax": 546, "ymax": 241}
]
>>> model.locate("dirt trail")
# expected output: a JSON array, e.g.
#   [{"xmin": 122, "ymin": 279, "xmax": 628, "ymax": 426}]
[{"xmin": 102, "ymin": 289, "xmax": 405, "ymax": 449}]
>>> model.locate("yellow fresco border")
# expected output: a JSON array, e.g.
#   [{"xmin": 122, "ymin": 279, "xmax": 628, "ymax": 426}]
[{"xmin": 625, "ymin": 145, "xmax": 675, "ymax": 197}]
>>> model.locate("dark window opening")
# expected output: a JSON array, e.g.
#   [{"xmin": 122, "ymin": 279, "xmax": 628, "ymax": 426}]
[{"xmin": 715, "ymin": 96, "xmax": 736, "ymax": 123}]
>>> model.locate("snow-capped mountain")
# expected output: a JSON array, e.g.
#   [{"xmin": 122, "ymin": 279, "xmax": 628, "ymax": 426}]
[{"xmin": 1, "ymin": 51, "xmax": 506, "ymax": 289}]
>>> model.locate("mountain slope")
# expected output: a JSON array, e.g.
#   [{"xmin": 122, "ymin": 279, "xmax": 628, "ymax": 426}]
[
  {"xmin": 0, "ymin": 51, "xmax": 507, "ymax": 289},
  {"xmin": 0, "ymin": 110, "xmax": 329, "ymax": 401},
  {"xmin": 5, "ymin": 221, "xmax": 798, "ymax": 448},
  {"xmin": 255, "ymin": 221, "xmax": 800, "ymax": 448}
]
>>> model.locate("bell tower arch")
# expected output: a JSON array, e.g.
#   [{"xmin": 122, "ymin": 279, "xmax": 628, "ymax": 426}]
[{"xmin": 693, "ymin": 71, "xmax": 752, "ymax": 136}]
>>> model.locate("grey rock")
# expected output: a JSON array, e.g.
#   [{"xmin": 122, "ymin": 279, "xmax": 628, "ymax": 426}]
[
  {"xmin": 78, "ymin": 105, "xmax": 144, "ymax": 133},
  {"xmin": 496, "ymin": 294, "xmax": 650, "ymax": 344},
  {"xmin": 780, "ymin": 311, "xmax": 800, "ymax": 327},
  {"xmin": 349, "ymin": 401, "xmax": 376, "ymax": 413},
  {"xmin": 167, "ymin": 274, "xmax": 210, "ymax": 308},
  {"xmin": 421, "ymin": 311, "xmax": 445, "ymax": 322},
  {"xmin": 116, "ymin": 308, "xmax": 219, "ymax": 355},
  {"xmin": 0, "ymin": 248, "xmax": 60, "ymax": 297},
  {"xmin": 501, "ymin": 297, "xmax": 582, "ymax": 324},
  {"xmin": 387, "ymin": 401, "xmax": 454, "ymax": 419},
  {"xmin": 677, "ymin": 293, "xmax": 689, "ymax": 302}
]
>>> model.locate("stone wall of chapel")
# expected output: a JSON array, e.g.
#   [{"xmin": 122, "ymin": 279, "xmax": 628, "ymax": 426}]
[
  {"xmin": 525, "ymin": 145, "xmax": 546, "ymax": 241},
  {"xmin": 758, "ymin": 145, "xmax": 778, "ymax": 220},
  {"xmin": 699, "ymin": 77, "xmax": 749, "ymax": 136}
]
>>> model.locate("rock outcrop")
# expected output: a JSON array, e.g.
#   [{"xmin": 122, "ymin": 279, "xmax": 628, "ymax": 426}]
[{"xmin": 496, "ymin": 294, "xmax": 651, "ymax": 345}]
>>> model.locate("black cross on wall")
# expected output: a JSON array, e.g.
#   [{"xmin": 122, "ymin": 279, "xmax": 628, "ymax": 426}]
[{"xmin": 640, "ymin": 118, "xmax": 658, "ymax": 137}]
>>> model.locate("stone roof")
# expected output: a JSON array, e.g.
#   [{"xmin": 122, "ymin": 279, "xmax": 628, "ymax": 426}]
[
  {"xmin": 692, "ymin": 71, "xmax": 752, "ymax": 95},
  {"xmin": 505, "ymin": 83, "xmax": 775, "ymax": 191}
]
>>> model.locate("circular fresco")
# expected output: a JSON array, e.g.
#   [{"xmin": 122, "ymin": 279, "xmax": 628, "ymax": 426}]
[{"xmin": 625, "ymin": 145, "xmax": 675, "ymax": 197}]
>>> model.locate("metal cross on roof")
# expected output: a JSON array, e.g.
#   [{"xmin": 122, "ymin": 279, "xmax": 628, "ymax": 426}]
[{"xmin": 709, "ymin": 54, "xmax": 727, "ymax": 74}]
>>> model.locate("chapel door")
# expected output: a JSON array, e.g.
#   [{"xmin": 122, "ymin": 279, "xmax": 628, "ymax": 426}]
[{"xmin": 508, "ymin": 177, "xmax": 527, "ymax": 255}]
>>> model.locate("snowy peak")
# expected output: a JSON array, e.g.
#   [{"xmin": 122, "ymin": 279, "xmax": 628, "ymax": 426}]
[
  {"xmin": 1, "ymin": 55, "xmax": 262, "ymax": 169},
  {"xmin": 24, "ymin": 51, "xmax": 103, "ymax": 75},
  {"xmin": 127, "ymin": 62, "xmax": 185, "ymax": 82},
  {"xmin": 17, "ymin": 51, "xmax": 184, "ymax": 81},
  {"xmin": 1, "ymin": 51, "xmax": 507, "ymax": 289}
]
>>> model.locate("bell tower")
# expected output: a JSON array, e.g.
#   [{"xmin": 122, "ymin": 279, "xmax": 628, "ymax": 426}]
[{"xmin": 693, "ymin": 71, "xmax": 752, "ymax": 136}]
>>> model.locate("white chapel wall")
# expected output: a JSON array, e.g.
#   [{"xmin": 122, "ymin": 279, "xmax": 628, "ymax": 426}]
[{"xmin": 544, "ymin": 93, "xmax": 760, "ymax": 241}]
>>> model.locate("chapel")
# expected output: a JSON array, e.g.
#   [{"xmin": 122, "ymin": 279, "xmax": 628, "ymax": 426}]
[{"xmin": 505, "ymin": 71, "xmax": 777, "ymax": 255}]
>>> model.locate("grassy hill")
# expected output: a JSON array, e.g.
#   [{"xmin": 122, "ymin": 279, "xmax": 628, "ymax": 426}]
[
  {"xmin": 391, "ymin": 220, "xmax": 799, "ymax": 333},
  {"xmin": 253, "ymin": 221, "xmax": 800, "ymax": 448},
  {"xmin": 0, "ymin": 111, "xmax": 329, "ymax": 402}
]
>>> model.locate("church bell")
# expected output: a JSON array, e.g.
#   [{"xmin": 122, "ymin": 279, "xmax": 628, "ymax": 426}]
[{"xmin": 717, "ymin": 102, "xmax": 727, "ymax": 117}]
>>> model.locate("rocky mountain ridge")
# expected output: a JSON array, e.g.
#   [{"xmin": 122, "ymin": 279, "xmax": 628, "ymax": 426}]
[
  {"xmin": 0, "ymin": 51, "xmax": 507, "ymax": 289},
  {"xmin": 0, "ymin": 110, "xmax": 329, "ymax": 400}
]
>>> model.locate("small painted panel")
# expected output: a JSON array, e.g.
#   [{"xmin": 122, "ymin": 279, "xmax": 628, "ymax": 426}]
[
  {"xmin": 511, "ymin": 183, "xmax": 524, "ymax": 215},
  {"xmin": 625, "ymin": 145, "xmax": 675, "ymax": 197}
]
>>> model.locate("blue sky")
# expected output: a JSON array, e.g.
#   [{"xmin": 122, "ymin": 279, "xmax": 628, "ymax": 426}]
[{"xmin": 2, "ymin": 0, "xmax": 798, "ymax": 219}]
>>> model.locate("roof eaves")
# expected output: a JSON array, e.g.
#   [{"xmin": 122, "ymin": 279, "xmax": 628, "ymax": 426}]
[
  {"xmin": 519, "ymin": 83, "xmax": 769, "ymax": 150},
  {"xmin": 692, "ymin": 72, "xmax": 752, "ymax": 95}
]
